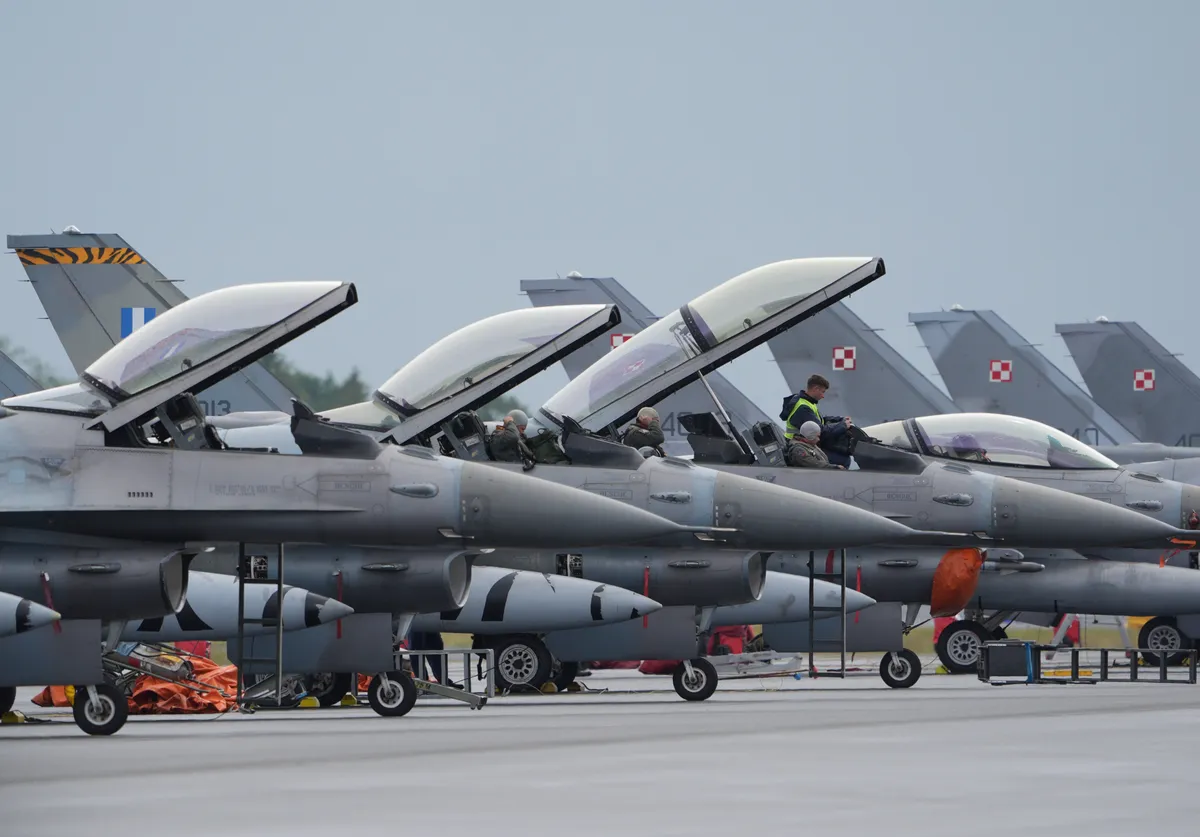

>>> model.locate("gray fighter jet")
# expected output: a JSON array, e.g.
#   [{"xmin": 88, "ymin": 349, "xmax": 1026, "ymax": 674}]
[
  {"xmin": 0, "ymin": 277, "xmax": 716, "ymax": 733},
  {"xmin": 8, "ymin": 237, "xmax": 877, "ymax": 702},
  {"xmin": 169, "ymin": 297, "xmax": 894, "ymax": 699},
  {"xmin": 0, "ymin": 323, "xmax": 671, "ymax": 704},
  {"xmin": 908, "ymin": 307, "xmax": 1200, "ymax": 464},
  {"xmin": 1056, "ymin": 318, "xmax": 1200, "ymax": 449},
  {"xmin": 519, "ymin": 266, "xmax": 1200, "ymax": 677}
]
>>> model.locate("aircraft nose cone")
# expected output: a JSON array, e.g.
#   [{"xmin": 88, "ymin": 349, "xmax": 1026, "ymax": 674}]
[
  {"xmin": 12, "ymin": 592, "xmax": 61, "ymax": 633},
  {"xmin": 991, "ymin": 476, "xmax": 1180, "ymax": 547},
  {"xmin": 593, "ymin": 584, "xmax": 663, "ymax": 623},
  {"xmin": 3, "ymin": 591, "xmax": 61, "ymax": 636},
  {"xmin": 302, "ymin": 591, "xmax": 355, "ymax": 628},
  {"xmin": 844, "ymin": 587, "xmax": 876, "ymax": 614},
  {"xmin": 811, "ymin": 580, "xmax": 875, "ymax": 615},
  {"xmin": 458, "ymin": 462, "xmax": 696, "ymax": 547},
  {"xmin": 713, "ymin": 471, "xmax": 916, "ymax": 548}
]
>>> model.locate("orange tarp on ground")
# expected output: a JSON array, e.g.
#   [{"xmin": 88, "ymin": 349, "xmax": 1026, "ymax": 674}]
[{"xmin": 31, "ymin": 657, "xmax": 241, "ymax": 714}]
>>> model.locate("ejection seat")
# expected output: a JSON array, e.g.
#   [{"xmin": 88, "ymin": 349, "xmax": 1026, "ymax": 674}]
[
  {"xmin": 749, "ymin": 421, "xmax": 788, "ymax": 467},
  {"xmin": 678, "ymin": 412, "xmax": 754, "ymax": 465},
  {"xmin": 445, "ymin": 411, "xmax": 493, "ymax": 462}
]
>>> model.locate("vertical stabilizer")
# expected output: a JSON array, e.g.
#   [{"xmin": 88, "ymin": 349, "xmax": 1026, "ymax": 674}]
[
  {"xmin": 1056, "ymin": 320, "xmax": 1200, "ymax": 447},
  {"xmin": 0, "ymin": 350, "xmax": 40, "ymax": 399},
  {"xmin": 520, "ymin": 275, "xmax": 776, "ymax": 453},
  {"xmin": 7, "ymin": 231, "xmax": 298, "ymax": 416},
  {"xmin": 766, "ymin": 301, "xmax": 958, "ymax": 424},
  {"xmin": 909, "ymin": 308, "xmax": 1139, "ymax": 446}
]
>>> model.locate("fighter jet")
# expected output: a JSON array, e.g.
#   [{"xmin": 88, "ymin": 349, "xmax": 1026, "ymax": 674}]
[
  {"xmin": 163, "ymin": 295, "xmax": 895, "ymax": 699},
  {"xmin": 908, "ymin": 307, "xmax": 1200, "ymax": 464},
  {"xmin": 519, "ymin": 265, "xmax": 1200, "ymax": 675},
  {"xmin": 1056, "ymin": 318, "xmax": 1200, "ymax": 450},
  {"xmin": 743, "ymin": 300, "xmax": 1200, "ymax": 670},
  {"xmin": 10, "ymin": 241, "xmax": 884, "ymax": 700},
  {"xmin": 0, "ymin": 276, "xmax": 713, "ymax": 732}
]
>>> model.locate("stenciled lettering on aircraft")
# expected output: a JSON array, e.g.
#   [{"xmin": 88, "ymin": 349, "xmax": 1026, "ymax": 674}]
[
  {"xmin": 196, "ymin": 399, "xmax": 232, "ymax": 416},
  {"xmin": 209, "ymin": 483, "xmax": 283, "ymax": 497},
  {"xmin": 652, "ymin": 411, "xmax": 694, "ymax": 437},
  {"xmin": 1176, "ymin": 434, "xmax": 1200, "ymax": 447},
  {"xmin": 324, "ymin": 480, "xmax": 372, "ymax": 492},
  {"xmin": 585, "ymin": 487, "xmax": 634, "ymax": 501},
  {"xmin": 1062, "ymin": 427, "xmax": 1102, "ymax": 446},
  {"xmin": 878, "ymin": 491, "xmax": 918, "ymax": 502}
]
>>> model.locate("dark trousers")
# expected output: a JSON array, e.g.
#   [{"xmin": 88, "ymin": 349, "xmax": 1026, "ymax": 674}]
[{"xmin": 408, "ymin": 631, "xmax": 445, "ymax": 681}]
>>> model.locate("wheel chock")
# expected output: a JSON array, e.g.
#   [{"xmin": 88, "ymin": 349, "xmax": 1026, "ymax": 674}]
[
  {"xmin": 935, "ymin": 665, "xmax": 950, "ymax": 674},
  {"xmin": 298, "ymin": 696, "xmax": 320, "ymax": 708},
  {"xmin": 339, "ymin": 694, "xmax": 360, "ymax": 707},
  {"xmin": 539, "ymin": 683, "xmax": 558, "ymax": 694},
  {"xmin": 1, "ymin": 710, "xmax": 49, "ymax": 725},
  {"xmin": 565, "ymin": 682, "xmax": 583, "ymax": 693}
]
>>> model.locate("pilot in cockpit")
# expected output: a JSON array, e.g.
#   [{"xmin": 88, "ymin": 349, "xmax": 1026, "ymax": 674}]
[
  {"xmin": 949, "ymin": 433, "xmax": 991, "ymax": 463},
  {"xmin": 620, "ymin": 406, "xmax": 666, "ymax": 457}
]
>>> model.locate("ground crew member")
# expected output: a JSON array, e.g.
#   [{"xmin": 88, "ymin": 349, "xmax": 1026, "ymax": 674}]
[
  {"xmin": 489, "ymin": 409, "xmax": 535, "ymax": 463},
  {"xmin": 781, "ymin": 373, "xmax": 852, "ymax": 467},
  {"xmin": 786, "ymin": 421, "xmax": 846, "ymax": 468},
  {"xmin": 621, "ymin": 406, "xmax": 666, "ymax": 455}
]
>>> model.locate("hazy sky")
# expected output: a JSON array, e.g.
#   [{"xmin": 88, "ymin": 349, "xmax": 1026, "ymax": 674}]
[{"xmin": 1, "ymin": 1, "xmax": 1195, "ymax": 414}]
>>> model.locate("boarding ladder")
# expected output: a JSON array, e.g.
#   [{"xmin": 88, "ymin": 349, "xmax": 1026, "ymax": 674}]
[
  {"xmin": 234, "ymin": 543, "xmax": 289, "ymax": 707},
  {"xmin": 807, "ymin": 548, "xmax": 848, "ymax": 678}
]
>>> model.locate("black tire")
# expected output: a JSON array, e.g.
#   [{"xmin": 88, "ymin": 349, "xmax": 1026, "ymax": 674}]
[
  {"xmin": 672, "ymin": 658, "xmax": 719, "ymax": 701},
  {"xmin": 71, "ymin": 683, "xmax": 128, "ymax": 736},
  {"xmin": 367, "ymin": 671, "xmax": 417, "ymax": 717},
  {"xmin": 935, "ymin": 621, "xmax": 990, "ymax": 675},
  {"xmin": 1139, "ymin": 617, "xmax": 1190, "ymax": 667},
  {"xmin": 0, "ymin": 686, "xmax": 15, "ymax": 715},
  {"xmin": 879, "ymin": 649, "xmax": 922, "ymax": 688},
  {"xmin": 549, "ymin": 659, "xmax": 579, "ymax": 692},
  {"xmin": 491, "ymin": 635, "xmax": 552, "ymax": 692},
  {"xmin": 306, "ymin": 672, "xmax": 353, "ymax": 707}
]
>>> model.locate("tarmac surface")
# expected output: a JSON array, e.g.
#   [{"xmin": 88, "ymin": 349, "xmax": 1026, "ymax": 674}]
[{"xmin": 2, "ymin": 657, "xmax": 1198, "ymax": 836}]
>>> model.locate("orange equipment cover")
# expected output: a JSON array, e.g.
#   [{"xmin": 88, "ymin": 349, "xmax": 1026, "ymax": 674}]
[
  {"xmin": 929, "ymin": 548, "xmax": 984, "ymax": 617},
  {"xmin": 31, "ymin": 657, "xmax": 240, "ymax": 714}
]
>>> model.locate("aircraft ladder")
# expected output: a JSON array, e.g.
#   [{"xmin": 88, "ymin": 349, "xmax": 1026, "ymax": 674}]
[
  {"xmin": 234, "ymin": 543, "xmax": 288, "ymax": 707},
  {"xmin": 807, "ymin": 548, "xmax": 848, "ymax": 678}
]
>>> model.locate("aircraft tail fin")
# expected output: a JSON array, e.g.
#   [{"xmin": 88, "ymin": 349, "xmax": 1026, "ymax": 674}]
[
  {"xmin": 0, "ymin": 349, "xmax": 41, "ymax": 398},
  {"xmin": 908, "ymin": 308, "xmax": 1139, "ymax": 446},
  {"xmin": 1056, "ymin": 320, "xmax": 1200, "ymax": 447},
  {"xmin": 765, "ymin": 301, "xmax": 958, "ymax": 425},
  {"xmin": 7, "ymin": 230, "xmax": 298, "ymax": 416},
  {"xmin": 520, "ymin": 274, "xmax": 776, "ymax": 453}
]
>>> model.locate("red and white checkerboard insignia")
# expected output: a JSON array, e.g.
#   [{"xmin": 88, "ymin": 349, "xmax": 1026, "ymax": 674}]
[
  {"xmin": 1134, "ymin": 368, "xmax": 1155, "ymax": 391},
  {"xmin": 610, "ymin": 333, "xmax": 633, "ymax": 349},
  {"xmin": 989, "ymin": 359, "xmax": 1012, "ymax": 382},
  {"xmin": 832, "ymin": 346, "xmax": 856, "ymax": 370}
]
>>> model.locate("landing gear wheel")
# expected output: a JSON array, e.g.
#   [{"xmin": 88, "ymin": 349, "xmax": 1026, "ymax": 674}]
[
  {"xmin": 880, "ymin": 649, "xmax": 922, "ymax": 688},
  {"xmin": 367, "ymin": 671, "xmax": 417, "ymax": 717},
  {"xmin": 1139, "ymin": 617, "xmax": 1189, "ymax": 667},
  {"xmin": 0, "ymin": 686, "xmax": 14, "ymax": 715},
  {"xmin": 305, "ymin": 672, "xmax": 352, "ymax": 707},
  {"xmin": 549, "ymin": 659, "xmax": 579, "ymax": 692},
  {"xmin": 492, "ymin": 635, "xmax": 552, "ymax": 692},
  {"xmin": 936, "ymin": 620, "xmax": 989, "ymax": 674},
  {"xmin": 71, "ymin": 683, "xmax": 128, "ymax": 736},
  {"xmin": 672, "ymin": 658, "xmax": 719, "ymax": 701},
  {"xmin": 990, "ymin": 626, "xmax": 1008, "ymax": 640}
]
